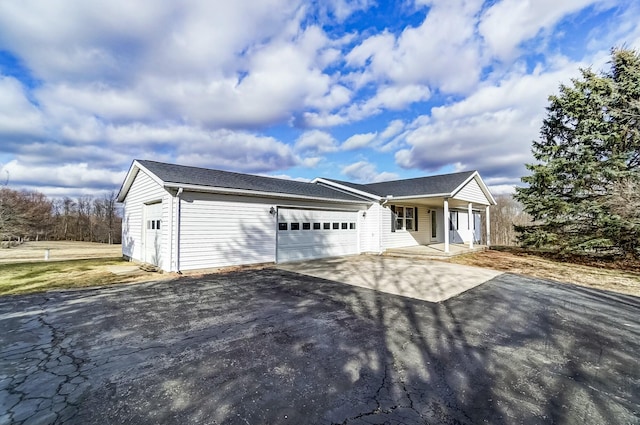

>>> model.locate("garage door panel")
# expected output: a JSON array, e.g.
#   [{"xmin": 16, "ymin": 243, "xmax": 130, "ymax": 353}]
[{"xmin": 277, "ymin": 208, "xmax": 359, "ymax": 262}]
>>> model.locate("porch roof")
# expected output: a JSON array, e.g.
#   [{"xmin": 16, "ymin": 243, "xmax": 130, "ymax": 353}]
[{"xmin": 322, "ymin": 170, "xmax": 475, "ymax": 198}]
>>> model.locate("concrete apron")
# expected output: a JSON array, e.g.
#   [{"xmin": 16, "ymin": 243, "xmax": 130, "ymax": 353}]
[{"xmin": 276, "ymin": 254, "xmax": 503, "ymax": 303}]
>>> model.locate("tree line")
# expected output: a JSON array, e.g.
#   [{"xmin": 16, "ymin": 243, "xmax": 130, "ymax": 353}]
[{"xmin": 0, "ymin": 187, "xmax": 122, "ymax": 245}]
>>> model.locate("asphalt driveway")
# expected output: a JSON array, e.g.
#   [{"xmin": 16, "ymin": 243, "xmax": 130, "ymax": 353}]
[{"xmin": 1, "ymin": 269, "xmax": 639, "ymax": 424}]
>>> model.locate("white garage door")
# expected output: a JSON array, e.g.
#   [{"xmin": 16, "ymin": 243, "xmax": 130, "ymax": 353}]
[{"xmin": 277, "ymin": 208, "xmax": 359, "ymax": 263}]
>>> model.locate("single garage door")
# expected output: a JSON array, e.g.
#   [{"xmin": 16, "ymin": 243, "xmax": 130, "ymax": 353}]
[{"xmin": 277, "ymin": 208, "xmax": 359, "ymax": 263}]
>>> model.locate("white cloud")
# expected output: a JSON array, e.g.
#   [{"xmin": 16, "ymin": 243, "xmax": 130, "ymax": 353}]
[
  {"xmin": 294, "ymin": 129, "xmax": 339, "ymax": 154},
  {"xmin": 261, "ymin": 173, "xmax": 310, "ymax": 182},
  {"xmin": 479, "ymin": 0, "xmax": 608, "ymax": 60},
  {"xmin": 395, "ymin": 57, "xmax": 588, "ymax": 179},
  {"xmin": 342, "ymin": 160, "xmax": 399, "ymax": 183},
  {"xmin": 380, "ymin": 119, "xmax": 405, "ymax": 140},
  {"xmin": 341, "ymin": 132, "xmax": 377, "ymax": 150},
  {"xmin": 345, "ymin": 0, "xmax": 484, "ymax": 93},
  {"xmin": 0, "ymin": 76, "xmax": 45, "ymax": 137},
  {"xmin": 298, "ymin": 111, "xmax": 349, "ymax": 127},
  {"xmin": 3, "ymin": 159, "xmax": 125, "ymax": 191}
]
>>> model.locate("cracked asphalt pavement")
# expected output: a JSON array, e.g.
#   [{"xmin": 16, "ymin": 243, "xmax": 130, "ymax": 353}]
[{"xmin": 1, "ymin": 268, "xmax": 639, "ymax": 424}]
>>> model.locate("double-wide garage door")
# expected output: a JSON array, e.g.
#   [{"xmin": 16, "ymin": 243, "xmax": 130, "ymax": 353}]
[{"xmin": 277, "ymin": 208, "xmax": 359, "ymax": 263}]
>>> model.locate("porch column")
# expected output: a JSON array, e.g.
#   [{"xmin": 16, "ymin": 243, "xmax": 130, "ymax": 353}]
[
  {"xmin": 443, "ymin": 198, "xmax": 449, "ymax": 253},
  {"xmin": 485, "ymin": 205, "xmax": 491, "ymax": 247},
  {"xmin": 468, "ymin": 202, "xmax": 473, "ymax": 249}
]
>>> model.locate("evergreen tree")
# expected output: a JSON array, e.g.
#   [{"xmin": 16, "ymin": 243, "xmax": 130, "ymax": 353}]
[{"xmin": 515, "ymin": 48, "xmax": 640, "ymax": 258}]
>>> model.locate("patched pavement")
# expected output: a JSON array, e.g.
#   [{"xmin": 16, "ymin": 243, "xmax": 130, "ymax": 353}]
[
  {"xmin": 277, "ymin": 255, "xmax": 503, "ymax": 302},
  {"xmin": 1, "ymin": 269, "xmax": 639, "ymax": 424}
]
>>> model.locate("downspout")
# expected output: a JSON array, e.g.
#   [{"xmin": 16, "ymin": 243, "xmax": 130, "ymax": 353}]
[{"xmin": 175, "ymin": 188, "xmax": 183, "ymax": 273}]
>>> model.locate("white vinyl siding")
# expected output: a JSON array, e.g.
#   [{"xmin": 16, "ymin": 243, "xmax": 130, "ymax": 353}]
[
  {"xmin": 178, "ymin": 192, "xmax": 276, "ymax": 271},
  {"xmin": 359, "ymin": 203, "xmax": 381, "ymax": 253},
  {"xmin": 121, "ymin": 170, "xmax": 171, "ymax": 270},
  {"xmin": 453, "ymin": 178, "xmax": 490, "ymax": 205},
  {"xmin": 381, "ymin": 205, "xmax": 430, "ymax": 249},
  {"xmin": 177, "ymin": 192, "xmax": 366, "ymax": 271}
]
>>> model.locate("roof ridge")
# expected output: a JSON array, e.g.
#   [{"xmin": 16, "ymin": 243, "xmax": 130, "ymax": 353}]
[
  {"xmin": 363, "ymin": 170, "xmax": 476, "ymax": 186},
  {"xmin": 137, "ymin": 159, "xmax": 311, "ymax": 185}
]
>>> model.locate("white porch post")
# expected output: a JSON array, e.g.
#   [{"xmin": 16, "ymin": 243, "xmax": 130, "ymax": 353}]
[
  {"xmin": 443, "ymin": 198, "xmax": 449, "ymax": 253},
  {"xmin": 485, "ymin": 205, "xmax": 491, "ymax": 247},
  {"xmin": 468, "ymin": 202, "xmax": 473, "ymax": 249}
]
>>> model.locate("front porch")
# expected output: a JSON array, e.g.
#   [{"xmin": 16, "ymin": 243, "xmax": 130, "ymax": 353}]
[{"xmin": 383, "ymin": 243, "xmax": 488, "ymax": 259}]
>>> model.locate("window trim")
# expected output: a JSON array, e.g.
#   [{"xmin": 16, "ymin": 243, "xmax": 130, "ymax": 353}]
[{"xmin": 391, "ymin": 205, "xmax": 418, "ymax": 232}]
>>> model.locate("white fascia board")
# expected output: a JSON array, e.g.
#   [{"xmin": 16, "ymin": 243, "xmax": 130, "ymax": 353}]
[
  {"xmin": 450, "ymin": 171, "xmax": 497, "ymax": 205},
  {"xmin": 116, "ymin": 165, "xmax": 137, "ymax": 202},
  {"xmin": 163, "ymin": 182, "xmax": 370, "ymax": 204},
  {"xmin": 116, "ymin": 160, "xmax": 168, "ymax": 202},
  {"xmin": 384, "ymin": 193, "xmax": 451, "ymax": 201},
  {"xmin": 313, "ymin": 178, "xmax": 381, "ymax": 201}
]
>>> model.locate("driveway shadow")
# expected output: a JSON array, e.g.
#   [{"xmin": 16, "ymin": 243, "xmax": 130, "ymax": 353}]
[{"xmin": 0, "ymin": 270, "xmax": 638, "ymax": 424}]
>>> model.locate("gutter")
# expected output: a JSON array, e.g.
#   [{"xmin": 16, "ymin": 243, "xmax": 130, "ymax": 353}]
[{"xmin": 162, "ymin": 183, "xmax": 366, "ymax": 204}]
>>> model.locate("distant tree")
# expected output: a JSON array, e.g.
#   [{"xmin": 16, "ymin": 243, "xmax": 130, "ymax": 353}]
[
  {"xmin": 489, "ymin": 195, "xmax": 531, "ymax": 246},
  {"xmin": 515, "ymin": 48, "xmax": 640, "ymax": 258},
  {"xmin": 0, "ymin": 188, "xmax": 52, "ymax": 241}
]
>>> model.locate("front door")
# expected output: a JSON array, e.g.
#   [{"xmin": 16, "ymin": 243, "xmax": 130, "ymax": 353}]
[
  {"xmin": 144, "ymin": 202, "xmax": 162, "ymax": 266},
  {"xmin": 430, "ymin": 210, "xmax": 438, "ymax": 242}
]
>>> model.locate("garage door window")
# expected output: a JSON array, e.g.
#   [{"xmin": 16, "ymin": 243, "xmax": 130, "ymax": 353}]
[
  {"xmin": 291, "ymin": 223, "xmax": 300, "ymax": 230},
  {"xmin": 279, "ymin": 223, "xmax": 288, "ymax": 231}
]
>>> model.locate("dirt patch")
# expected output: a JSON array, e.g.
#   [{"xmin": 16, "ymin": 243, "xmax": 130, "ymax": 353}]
[{"xmin": 449, "ymin": 249, "xmax": 640, "ymax": 297}]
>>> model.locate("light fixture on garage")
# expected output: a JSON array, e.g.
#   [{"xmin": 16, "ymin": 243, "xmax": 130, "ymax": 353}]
[
  {"xmin": 269, "ymin": 206, "xmax": 276, "ymax": 215},
  {"xmin": 362, "ymin": 211, "xmax": 367, "ymax": 218}
]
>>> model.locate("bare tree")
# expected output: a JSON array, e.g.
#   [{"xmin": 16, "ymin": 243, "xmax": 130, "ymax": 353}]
[
  {"xmin": 0, "ymin": 188, "xmax": 52, "ymax": 242},
  {"xmin": 604, "ymin": 178, "xmax": 640, "ymax": 257},
  {"xmin": 490, "ymin": 195, "xmax": 532, "ymax": 246}
]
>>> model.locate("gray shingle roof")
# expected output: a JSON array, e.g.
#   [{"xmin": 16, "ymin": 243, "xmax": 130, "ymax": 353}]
[
  {"xmin": 324, "ymin": 171, "xmax": 476, "ymax": 197},
  {"xmin": 137, "ymin": 160, "xmax": 366, "ymax": 202}
]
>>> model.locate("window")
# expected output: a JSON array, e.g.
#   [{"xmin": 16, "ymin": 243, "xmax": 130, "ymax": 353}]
[
  {"xmin": 313, "ymin": 223, "xmax": 321, "ymax": 230},
  {"xmin": 405, "ymin": 208, "xmax": 414, "ymax": 231},
  {"xmin": 341, "ymin": 222, "xmax": 348, "ymax": 229},
  {"xmin": 349, "ymin": 222, "xmax": 356, "ymax": 230},
  {"xmin": 431, "ymin": 211, "xmax": 437, "ymax": 238},
  {"xmin": 291, "ymin": 223, "xmax": 300, "ymax": 230},
  {"xmin": 391, "ymin": 205, "xmax": 417, "ymax": 231},
  {"xmin": 279, "ymin": 223, "xmax": 288, "ymax": 231},
  {"xmin": 156, "ymin": 220, "xmax": 161, "ymax": 230},
  {"xmin": 302, "ymin": 223, "xmax": 311, "ymax": 230},
  {"xmin": 332, "ymin": 223, "xmax": 339, "ymax": 229},
  {"xmin": 395, "ymin": 206, "xmax": 404, "ymax": 230},
  {"xmin": 323, "ymin": 223, "xmax": 331, "ymax": 230}
]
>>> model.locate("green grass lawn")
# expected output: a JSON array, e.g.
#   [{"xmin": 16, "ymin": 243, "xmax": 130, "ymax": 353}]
[{"xmin": 0, "ymin": 258, "xmax": 151, "ymax": 296}]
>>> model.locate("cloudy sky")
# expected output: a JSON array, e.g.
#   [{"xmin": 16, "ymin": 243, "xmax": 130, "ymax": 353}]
[{"xmin": 1, "ymin": 0, "xmax": 639, "ymax": 198}]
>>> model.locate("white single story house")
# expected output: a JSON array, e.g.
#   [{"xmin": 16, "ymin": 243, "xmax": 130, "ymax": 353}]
[{"xmin": 117, "ymin": 160, "xmax": 496, "ymax": 272}]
